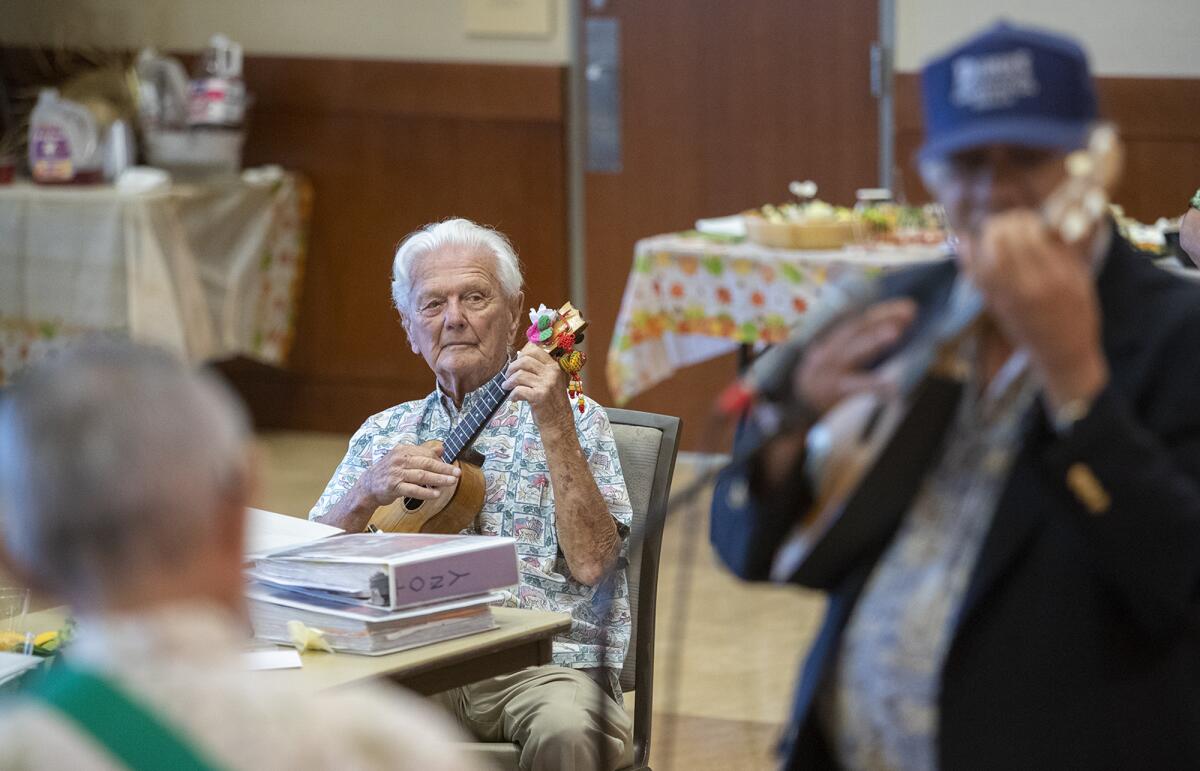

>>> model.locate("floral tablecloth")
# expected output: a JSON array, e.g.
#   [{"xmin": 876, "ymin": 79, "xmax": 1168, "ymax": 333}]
[
  {"xmin": 606, "ymin": 233, "xmax": 947, "ymax": 404},
  {"xmin": 0, "ymin": 171, "xmax": 310, "ymax": 384}
]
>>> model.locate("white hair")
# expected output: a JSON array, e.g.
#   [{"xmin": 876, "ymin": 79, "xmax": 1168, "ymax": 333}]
[
  {"xmin": 391, "ymin": 218, "xmax": 524, "ymax": 313},
  {"xmin": 0, "ymin": 342, "xmax": 250, "ymax": 595}
]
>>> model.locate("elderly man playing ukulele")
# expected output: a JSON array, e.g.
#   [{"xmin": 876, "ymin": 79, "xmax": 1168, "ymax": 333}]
[
  {"xmin": 311, "ymin": 218, "xmax": 633, "ymax": 771},
  {"xmin": 712, "ymin": 22, "xmax": 1200, "ymax": 771}
]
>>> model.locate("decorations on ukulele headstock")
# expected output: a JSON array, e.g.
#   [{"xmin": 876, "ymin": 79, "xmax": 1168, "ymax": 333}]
[
  {"xmin": 555, "ymin": 302, "xmax": 587, "ymax": 339},
  {"xmin": 527, "ymin": 304, "xmax": 559, "ymax": 345},
  {"xmin": 526, "ymin": 302, "xmax": 590, "ymax": 414},
  {"xmin": 561, "ymin": 350, "xmax": 587, "ymax": 414},
  {"xmin": 1044, "ymin": 123, "xmax": 1122, "ymax": 245}
]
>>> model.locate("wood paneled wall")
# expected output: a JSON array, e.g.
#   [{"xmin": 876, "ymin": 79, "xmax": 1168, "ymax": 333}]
[
  {"xmin": 221, "ymin": 56, "xmax": 569, "ymax": 432},
  {"xmin": 894, "ymin": 73, "xmax": 1200, "ymax": 221},
  {"xmin": 580, "ymin": 0, "xmax": 881, "ymax": 453},
  {"xmin": 11, "ymin": 46, "xmax": 1195, "ymax": 446}
]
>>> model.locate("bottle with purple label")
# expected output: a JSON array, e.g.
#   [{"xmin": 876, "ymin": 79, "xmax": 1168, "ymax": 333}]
[{"xmin": 28, "ymin": 89, "xmax": 103, "ymax": 184}]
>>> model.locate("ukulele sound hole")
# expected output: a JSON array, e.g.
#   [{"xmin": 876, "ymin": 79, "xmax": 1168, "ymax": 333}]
[{"xmin": 403, "ymin": 496, "xmax": 423, "ymax": 511}]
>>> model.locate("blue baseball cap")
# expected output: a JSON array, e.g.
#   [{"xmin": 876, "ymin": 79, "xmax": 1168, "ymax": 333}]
[{"xmin": 918, "ymin": 21, "xmax": 1098, "ymax": 163}]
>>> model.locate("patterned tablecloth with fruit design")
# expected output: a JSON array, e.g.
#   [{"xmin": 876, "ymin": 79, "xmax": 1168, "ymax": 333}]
[
  {"xmin": 606, "ymin": 232, "xmax": 947, "ymax": 404},
  {"xmin": 0, "ymin": 171, "xmax": 310, "ymax": 384}
]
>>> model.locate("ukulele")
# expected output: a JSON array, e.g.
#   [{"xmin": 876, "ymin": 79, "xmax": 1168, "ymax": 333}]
[
  {"xmin": 773, "ymin": 125, "xmax": 1122, "ymax": 585},
  {"xmin": 366, "ymin": 302, "xmax": 588, "ymax": 534}
]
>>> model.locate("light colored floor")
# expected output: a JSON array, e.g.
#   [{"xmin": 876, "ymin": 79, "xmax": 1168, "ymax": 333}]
[{"xmin": 253, "ymin": 432, "xmax": 827, "ymax": 771}]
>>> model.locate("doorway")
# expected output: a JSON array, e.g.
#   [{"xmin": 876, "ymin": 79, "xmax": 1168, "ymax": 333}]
[{"xmin": 576, "ymin": 0, "xmax": 882, "ymax": 450}]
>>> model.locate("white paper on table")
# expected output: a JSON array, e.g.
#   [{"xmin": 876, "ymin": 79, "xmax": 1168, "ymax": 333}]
[
  {"xmin": 694, "ymin": 214, "xmax": 746, "ymax": 238},
  {"xmin": 0, "ymin": 651, "xmax": 42, "ymax": 686},
  {"xmin": 241, "ymin": 648, "xmax": 303, "ymax": 671},
  {"xmin": 244, "ymin": 507, "xmax": 343, "ymax": 561}
]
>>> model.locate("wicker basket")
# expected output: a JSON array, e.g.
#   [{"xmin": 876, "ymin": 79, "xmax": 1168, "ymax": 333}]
[{"xmin": 744, "ymin": 214, "xmax": 854, "ymax": 250}]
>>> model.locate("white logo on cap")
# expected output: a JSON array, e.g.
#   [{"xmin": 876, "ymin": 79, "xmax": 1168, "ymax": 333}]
[{"xmin": 951, "ymin": 49, "xmax": 1040, "ymax": 111}]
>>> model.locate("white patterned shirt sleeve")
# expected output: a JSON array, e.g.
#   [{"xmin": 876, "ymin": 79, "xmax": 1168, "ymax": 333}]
[
  {"xmin": 309, "ymin": 406, "xmax": 406, "ymax": 522},
  {"xmin": 574, "ymin": 396, "xmax": 634, "ymax": 535}
]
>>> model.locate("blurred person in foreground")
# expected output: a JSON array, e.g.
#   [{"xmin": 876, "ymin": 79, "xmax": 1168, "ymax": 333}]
[
  {"xmin": 310, "ymin": 217, "xmax": 633, "ymax": 771},
  {"xmin": 711, "ymin": 21, "xmax": 1200, "ymax": 770},
  {"xmin": 0, "ymin": 343, "xmax": 482, "ymax": 771}
]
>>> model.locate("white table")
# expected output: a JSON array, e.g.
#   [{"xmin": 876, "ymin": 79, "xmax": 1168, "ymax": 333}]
[
  {"xmin": 18, "ymin": 606, "xmax": 571, "ymax": 697},
  {"xmin": 0, "ymin": 171, "xmax": 308, "ymax": 383}
]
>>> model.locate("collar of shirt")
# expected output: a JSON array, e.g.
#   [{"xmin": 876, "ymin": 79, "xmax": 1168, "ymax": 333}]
[
  {"xmin": 68, "ymin": 601, "xmax": 247, "ymax": 671},
  {"xmin": 434, "ymin": 379, "xmax": 499, "ymax": 421},
  {"xmin": 433, "ymin": 354, "xmax": 516, "ymax": 420}
]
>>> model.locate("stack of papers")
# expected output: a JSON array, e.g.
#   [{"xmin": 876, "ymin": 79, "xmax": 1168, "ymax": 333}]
[
  {"xmin": 244, "ymin": 507, "xmax": 342, "ymax": 560},
  {"xmin": 249, "ymin": 532, "xmax": 519, "ymax": 608},
  {"xmin": 247, "ymin": 584, "xmax": 502, "ymax": 656},
  {"xmin": 241, "ymin": 648, "xmax": 303, "ymax": 671},
  {"xmin": 245, "ymin": 526, "xmax": 520, "ymax": 656},
  {"xmin": 694, "ymin": 214, "xmax": 747, "ymax": 238}
]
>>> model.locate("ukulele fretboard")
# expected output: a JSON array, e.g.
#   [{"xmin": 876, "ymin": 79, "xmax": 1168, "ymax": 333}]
[{"xmin": 441, "ymin": 370, "xmax": 510, "ymax": 463}]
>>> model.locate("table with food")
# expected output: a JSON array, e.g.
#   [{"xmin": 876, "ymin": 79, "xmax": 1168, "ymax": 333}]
[{"xmin": 606, "ymin": 185, "xmax": 950, "ymax": 405}]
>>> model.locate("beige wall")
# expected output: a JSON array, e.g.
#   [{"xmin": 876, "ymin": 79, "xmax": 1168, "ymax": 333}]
[
  {"xmin": 14, "ymin": 1, "xmax": 1192, "ymax": 75},
  {"xmin": 897, "ymin": 0, "xmax": 1200, "ymax": 76},
  {"xmin": 0, "ymin": 0, "xmax": 571, "ymax": 64}
]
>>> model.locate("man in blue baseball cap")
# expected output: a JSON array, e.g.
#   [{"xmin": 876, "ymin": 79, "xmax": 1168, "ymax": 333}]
[{"xmin": 711, "ymin": 21, "xmax": 1200, "ymax": 769}]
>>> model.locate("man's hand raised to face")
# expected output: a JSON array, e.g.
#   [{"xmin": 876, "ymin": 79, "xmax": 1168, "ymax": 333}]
[{"xmin": 958, "ymin": 210, "xmax": 1109, "ymax": 411}]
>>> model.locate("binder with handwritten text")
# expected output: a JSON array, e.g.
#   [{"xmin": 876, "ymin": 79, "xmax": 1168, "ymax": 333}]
[{"xmin": 250, "ymin": 533, "xmax": 519, "ymax": 609}]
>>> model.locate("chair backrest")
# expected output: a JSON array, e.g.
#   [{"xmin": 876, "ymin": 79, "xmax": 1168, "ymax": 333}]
[{"xmin": 605, "ymin": 407, "xmax": 681, "ymax": 770}]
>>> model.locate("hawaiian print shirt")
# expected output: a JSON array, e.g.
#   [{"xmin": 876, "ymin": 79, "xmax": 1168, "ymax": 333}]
[
  {"xmin": 820, "ymin": 280, "xmax": 1040, "ymax": 771},
  {"xmin": 818, "ymin": 231, "xmax": 1115, "ymax": 771},
  {"xmin": 310, "ymin": 386, "xmax": 633, "ymax": 688}
]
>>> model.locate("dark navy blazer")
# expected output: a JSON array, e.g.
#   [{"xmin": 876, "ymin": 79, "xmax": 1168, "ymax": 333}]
[{"xmin": 711, "ymin": 235, "xmax": 1200, "ymax": 770}]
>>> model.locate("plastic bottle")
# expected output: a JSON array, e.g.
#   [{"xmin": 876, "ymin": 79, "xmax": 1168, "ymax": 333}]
[
  {"xmin": 187, "ymin": 34, "xmax": 246, "ymax": 127},
  {"xmin": 28, "ymin": 89, "xmax": 103, "ymax": 184},
  {"xmin": 136, "ymin": 48, "xmax": 191, "ymax": 129}
]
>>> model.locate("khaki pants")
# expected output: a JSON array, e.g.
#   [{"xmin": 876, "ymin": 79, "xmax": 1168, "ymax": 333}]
[{"xmin": 432, "ymin": 665, "xmax": 633, "ymax": 771}]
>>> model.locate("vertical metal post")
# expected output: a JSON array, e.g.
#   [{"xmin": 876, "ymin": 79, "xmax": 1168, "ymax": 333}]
[
  {"xmin": 566, "ymin": 0, "xmax": 587, "ymax": 312},
  {"xmin": 877, "ymin": 0, "xmax": 896, "ymax": 192}
]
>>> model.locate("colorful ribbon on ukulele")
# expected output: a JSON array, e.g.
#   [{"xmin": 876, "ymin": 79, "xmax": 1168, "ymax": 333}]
[{"xmin": 527, "ymin": 305, "xmax": 588, "ymax": 414}]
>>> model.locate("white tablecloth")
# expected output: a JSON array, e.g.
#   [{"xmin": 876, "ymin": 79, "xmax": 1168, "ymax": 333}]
[{"xmin": 0, "ymin": 172, "xmax": 308, "ymax": 383}]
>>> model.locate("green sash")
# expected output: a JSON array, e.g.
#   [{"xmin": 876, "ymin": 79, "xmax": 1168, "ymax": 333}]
[{"xmin": 25, "ymin": 663, "xmax": 225, "ymax": 771}]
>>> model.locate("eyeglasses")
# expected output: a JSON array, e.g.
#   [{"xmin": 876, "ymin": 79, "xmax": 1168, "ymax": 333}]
[{"xmin": 922, "ymin": 146, "xmax": 1062, "ymax": 187}]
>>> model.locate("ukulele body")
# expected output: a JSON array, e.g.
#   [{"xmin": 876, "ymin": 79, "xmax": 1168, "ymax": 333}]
[
  {"xmin": 366, "ymin": 441, "xmax": 487, "ymax": 534},
  {"xmin": 804, "ymin": 361, "xmax": 909, "ymax": 528},
  {"xmin": 780, "ymin": 344, "xmax": 968, "ymax": 585}
]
